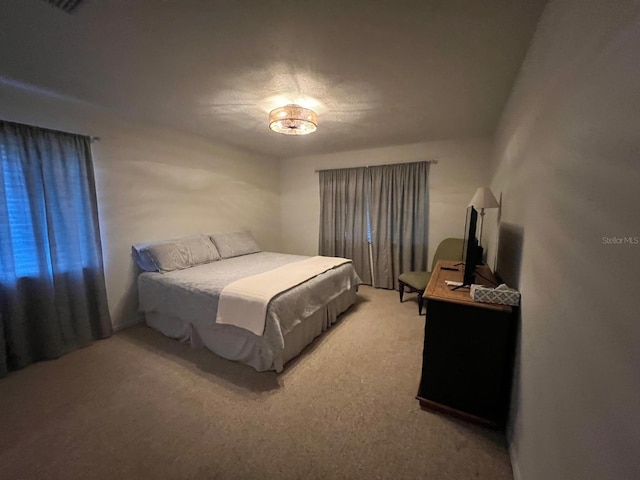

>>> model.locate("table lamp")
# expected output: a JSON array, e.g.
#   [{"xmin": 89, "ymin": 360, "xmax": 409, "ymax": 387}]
[{"xmin": 469, "ymin": 187, "xmax": 499, "ymax": 246}]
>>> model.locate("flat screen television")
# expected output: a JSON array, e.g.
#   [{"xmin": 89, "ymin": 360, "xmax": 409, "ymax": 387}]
[{"xmin": 459, "ymin": 206, "xmax": 480, "ymax": 287}]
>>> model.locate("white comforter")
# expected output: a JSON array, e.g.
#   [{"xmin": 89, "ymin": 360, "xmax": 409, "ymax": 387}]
[{"xmin": 216, "ymin": 256, "xmax": 351, "ymax": 335}]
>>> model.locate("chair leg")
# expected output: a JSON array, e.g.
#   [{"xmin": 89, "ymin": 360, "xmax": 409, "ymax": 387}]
[
  {"xmin": 418, "ymin": 294, "xmax": 424, "ymax": 315},
  {"xmin": 399, "ymin": 283, "xmax": 405, "ymax": 303}
]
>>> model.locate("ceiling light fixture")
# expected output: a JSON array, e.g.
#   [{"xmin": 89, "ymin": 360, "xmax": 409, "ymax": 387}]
[{"xmin": 268, "ymin": 104, "xmax": 318, "ymax": 135}]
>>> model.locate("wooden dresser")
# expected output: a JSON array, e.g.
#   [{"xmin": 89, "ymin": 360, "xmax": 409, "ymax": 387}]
[{"xmin": 417, "ymin": 260, "xmax": 516, "ymax": 428}]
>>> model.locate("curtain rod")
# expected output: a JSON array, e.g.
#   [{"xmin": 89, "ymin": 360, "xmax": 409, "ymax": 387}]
[
  {"xmin": 314, "ymin": 159, "xmax": 437, "ymax": 173},
  {"xmin": 1, "ymin": 120, "xmax": 101, "ymax": 143}
]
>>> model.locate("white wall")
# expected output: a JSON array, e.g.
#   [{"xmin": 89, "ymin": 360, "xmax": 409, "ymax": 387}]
[
  {"xmin": 279, "ymin": 138, "xmax": 493, "ymax": 270},
  {"xmin": 0, "ymin": 82, "xmax": 281, "ymax": 330},
  {"xmin": 484, "ymin": 0, "xmax": 640, "ymax": 478}
]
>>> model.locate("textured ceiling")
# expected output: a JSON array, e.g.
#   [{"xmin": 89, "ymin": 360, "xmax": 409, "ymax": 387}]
[{"xmin": 0, "ymin": 0, "xmax": 547, "ymax": 158}]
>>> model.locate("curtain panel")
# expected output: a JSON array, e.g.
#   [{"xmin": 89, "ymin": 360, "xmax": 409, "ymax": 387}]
[
  {"xmin": 318, "ymin": 161, "xmax": 429, "ymax": 290},
  {"xmin": 318, "ymin": 167, "xmax": 372, "ymax": 284},
  {"xmin": 369, "ymin": 162, "xmax": 429, "ymax": 289},
  {"xmin": 0, "ymin": 121, "xmax": 112, "ymax": 377}
]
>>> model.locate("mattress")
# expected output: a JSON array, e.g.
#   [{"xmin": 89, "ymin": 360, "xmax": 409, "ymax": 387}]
[{"xmin": 138, "ymin": 252, "xmax": 361, "ymax": 371}]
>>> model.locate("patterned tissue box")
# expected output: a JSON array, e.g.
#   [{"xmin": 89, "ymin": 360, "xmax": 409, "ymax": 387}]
[{"xmin": 470, "ymin": 284, "xmax": 521, "ymax": 306}]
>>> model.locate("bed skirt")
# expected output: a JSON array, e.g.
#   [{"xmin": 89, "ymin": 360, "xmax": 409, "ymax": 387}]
[{"xmin": 144, "ymin": 285, "xmax": 358, "ymax": 372}]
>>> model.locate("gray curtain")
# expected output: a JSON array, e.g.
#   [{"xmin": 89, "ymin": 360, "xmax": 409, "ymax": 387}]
[
  {"xmin": 0, "ymin": 121, "xmax": 112, "ymax": 377},
  {"xmin": 369, "ymin": 162, "xmax": 430, "ymax": 289},
  {"xmin": 318, "ymin": 167, "xmax": 372, "ymax": 284}
]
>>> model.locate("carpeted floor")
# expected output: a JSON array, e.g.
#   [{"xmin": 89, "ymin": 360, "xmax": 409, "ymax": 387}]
[{"xmin": 0, "ymin": 286, "xmax": 513, "ymax": 480}]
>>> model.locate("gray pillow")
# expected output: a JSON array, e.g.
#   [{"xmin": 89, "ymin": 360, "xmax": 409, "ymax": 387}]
[
  {"xmin": 210, "ymin": 231, "xmax": 261, "ymax": 259},
  {"xmin": 181, "ymin": 235, "xmax": 221, "ymax": 265},
  {"xmin": 137, "ymin": 235, "xmax": 220, "ymax": 273},
  {"xmin": 132, "ymin": 243, "xmax": 161, "ymax": 271}
]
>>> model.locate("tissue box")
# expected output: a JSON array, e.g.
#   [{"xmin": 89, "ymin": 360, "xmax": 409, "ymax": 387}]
[{"xmin": 470, "ymin": 284, "xmax": 521, "ymax": 306}]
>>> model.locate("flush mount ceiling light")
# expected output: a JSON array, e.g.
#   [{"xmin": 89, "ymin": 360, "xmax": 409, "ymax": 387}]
[{"xmin": 268, "ymin": 104, "xmax": 318, "ymax": 135}]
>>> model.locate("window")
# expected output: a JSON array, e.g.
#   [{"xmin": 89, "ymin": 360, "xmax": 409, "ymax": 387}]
[
  {"xmin": 1, "ymin": 146, "xmax": 42, "ymax": 278},
  {"xmin": 0, "ymin": 121, "xmax": 112, "ymax": 377}
]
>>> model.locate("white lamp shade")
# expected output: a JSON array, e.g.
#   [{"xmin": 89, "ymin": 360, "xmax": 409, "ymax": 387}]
[{"xmin": 469, "ymin": 187, "xmax": 499, "ymax": 210}]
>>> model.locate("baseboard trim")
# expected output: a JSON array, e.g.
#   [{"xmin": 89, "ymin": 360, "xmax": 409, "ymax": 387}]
[
  {"xmin": 112, "ymin": 315, "xmax": 144, "ymax": 332},
  {"xmin": 509, "ymin": 443, "xmax": 522, "ymax": 480}
]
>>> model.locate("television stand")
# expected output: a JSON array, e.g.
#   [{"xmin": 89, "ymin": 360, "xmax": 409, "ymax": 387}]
[
  {"xmin": 417, "ymin": 260, "xmax": 516, "ymax": 428},
  {"xmin": 450, "ymin": 263, "xmax": 477, "ymax": 290},
  {"xmin": 450, "ymin": 266, "xmax": 495, "ymax": 290},
  {"xmin": 451, "ymin": 277, "xmax": 473, "ymax": 291}
]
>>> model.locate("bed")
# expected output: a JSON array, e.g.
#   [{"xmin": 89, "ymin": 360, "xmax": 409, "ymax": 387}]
[{"xmin": 135, "ymin": 232, "xmax": 361, "ymax": 372}]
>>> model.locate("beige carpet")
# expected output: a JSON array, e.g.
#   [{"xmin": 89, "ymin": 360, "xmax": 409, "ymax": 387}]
[{"xmin": 0, "ymin": 286, "xmax": 513, "ymax": 480}]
